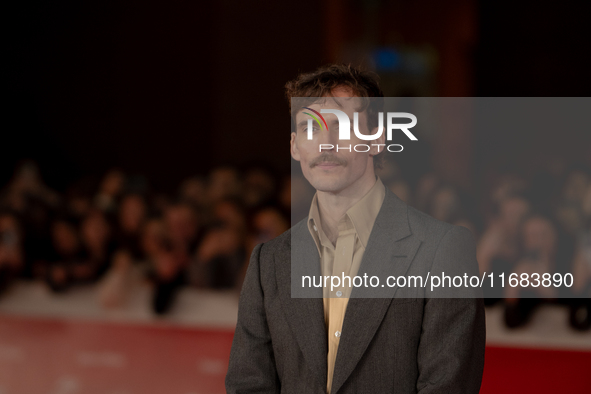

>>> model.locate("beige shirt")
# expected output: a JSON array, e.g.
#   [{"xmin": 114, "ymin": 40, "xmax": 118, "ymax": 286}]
[{"xmin": 307, "ymin": 177, "xmax": 386, "ymax": 394}]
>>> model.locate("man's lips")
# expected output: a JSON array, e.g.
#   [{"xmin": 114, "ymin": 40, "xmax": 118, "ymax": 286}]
[{"xmin": 315, "ymin": 162, "xmax": 341, "ymax": 169}]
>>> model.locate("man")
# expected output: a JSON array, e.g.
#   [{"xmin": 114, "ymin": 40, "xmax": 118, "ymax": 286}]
[{"xmin": 226, "ymin": 64, "xmax": 485, "ymax": 393}]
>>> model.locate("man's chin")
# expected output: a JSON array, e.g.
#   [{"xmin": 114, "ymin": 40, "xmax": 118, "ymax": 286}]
[{"xmin": 307, "ymin": 176, "xmax": 348, "ymax": 194}]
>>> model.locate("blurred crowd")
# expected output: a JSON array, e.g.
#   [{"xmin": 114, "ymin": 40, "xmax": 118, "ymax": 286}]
[
  {"xmin": 0, "ymin": 162, "xmax": 290, "ymax": 314},
  {"xmin": 473, "ymin": 167, "xmax": 591, "ymax": 331},
  {"xmin": 0, "ymin": 159, "xmax": 590, "ymax": 330},
  {"xmin": 375, "ymin": 161, "xmax": 591, "ymax": 331}
]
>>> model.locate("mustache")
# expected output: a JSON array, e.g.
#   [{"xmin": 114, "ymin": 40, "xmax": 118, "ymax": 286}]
[{"xmin": 310, "ymin": 153, "xmax": 347, "ymax": 168}]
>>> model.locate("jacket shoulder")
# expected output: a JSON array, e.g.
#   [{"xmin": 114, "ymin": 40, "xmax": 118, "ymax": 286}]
[
  {"xmin": 406, "ymin": 204, "xmax": 456, "ymax": 242},
  {"xmin": 406, "ymin": 204, "xmax": 477, "ymax": 254},
  {"xmin": 263, "ymin": 225, "xmax": 293, "ymax": 250}
]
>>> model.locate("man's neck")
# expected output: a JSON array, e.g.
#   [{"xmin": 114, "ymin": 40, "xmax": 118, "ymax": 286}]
[{"xmin": 316, "ymin": 175, "xmax": 377, "ymax": 244}]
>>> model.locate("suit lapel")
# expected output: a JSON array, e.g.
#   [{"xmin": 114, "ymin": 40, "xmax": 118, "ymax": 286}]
[
  {"xmin": 331, "ymin": 190, "xmax": 422, "ymax": 394},
  {"xmin": 277, "ymin": 189, "xmax": 422, "ymax": 394},
  {"xmin": 276, "ymin": 219, "xmax": 328, "ymax": 389}
]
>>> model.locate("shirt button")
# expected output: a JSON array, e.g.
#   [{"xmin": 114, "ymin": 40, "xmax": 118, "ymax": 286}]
[
  {"xmin": 335, "ymin": 331, "xmax": 341, "ymax": 337},
  {"xmin": 336, "ymin": 291, "xmax": 342, "ymax": 297}
]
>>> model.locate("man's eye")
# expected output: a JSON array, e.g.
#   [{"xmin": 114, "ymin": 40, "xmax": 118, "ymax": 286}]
[{"xmin": 301, "ymin": 127, "xmax": 320, "ymax": 133}]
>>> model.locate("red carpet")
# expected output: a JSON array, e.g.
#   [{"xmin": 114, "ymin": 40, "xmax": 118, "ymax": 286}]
[
  {"xmin": 0, "ymin": 315, "xmax": 589, "ymax": 393},
  {"xmin": 481, "ymin": 346, "xmax": 591, "ymax": 393},
  {"xmin": 0, "ymin": 315, "xmax": 235, "ymax": 394}
]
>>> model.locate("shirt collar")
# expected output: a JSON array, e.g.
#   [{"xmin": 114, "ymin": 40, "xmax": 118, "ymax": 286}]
[
  {"xmin": 307, "ymin": 177, "xmax": 386, "ymax": 251},
  {"xmin": 345, "ymin": 177, "xmax": 386, "ymax": 248}
]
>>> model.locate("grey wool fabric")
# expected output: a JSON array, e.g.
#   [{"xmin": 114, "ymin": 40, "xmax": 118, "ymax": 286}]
[{"xmin": 226, "ymin": 188, "xmax": 486, "ymax": 393}]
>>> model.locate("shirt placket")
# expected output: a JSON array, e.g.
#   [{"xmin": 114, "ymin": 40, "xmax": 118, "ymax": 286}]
[{"xmin": 326, "ymin": 220, "xmax": 356, "ymax": 393}]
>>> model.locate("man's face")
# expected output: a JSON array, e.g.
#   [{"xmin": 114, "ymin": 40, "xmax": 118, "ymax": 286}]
[{"xmin": 290, "ymin": 87, "xmax": 384, "ymax": 195}]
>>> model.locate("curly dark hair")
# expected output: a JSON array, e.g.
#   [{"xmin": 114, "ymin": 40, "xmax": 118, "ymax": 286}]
[
  {"xmin": 285, "ymin": 64, "xmax": 383, "ymax": 100},
  {"xmin": 285, "ymin": 64, "xmax": 385, "ymax": 167}
]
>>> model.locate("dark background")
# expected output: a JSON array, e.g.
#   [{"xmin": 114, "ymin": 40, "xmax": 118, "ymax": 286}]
[{"xmin": 4, "ymin": 0, "xmax": 591, "ymax": 193}]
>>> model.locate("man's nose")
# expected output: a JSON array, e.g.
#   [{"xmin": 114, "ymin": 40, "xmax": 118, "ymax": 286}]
[{"xmin": 317, "ymin": 127, "xmax": 338, "ymax": 147}]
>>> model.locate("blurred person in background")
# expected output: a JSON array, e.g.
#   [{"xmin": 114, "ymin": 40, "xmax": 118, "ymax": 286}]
[
  {"xmin": 94, "ymin": 169, "xmax": 125, "ymax": 214},
  {"xmin": 45, "ymin": 216, "xmax": 83, "ymax": 292},
  {"xmin": 178, "ymin": 176, "xmax": 208, "ymax": 208},
  {"xmin": 1, "ymin": 163, "xmax": 59, "ymax": 281},
  {"xmin": 115, "ymin": 192, "xmax": 147, "ymax": 260},
  {"xmin": 489, "ymin": 174, "xmax": 527, "ymax": 208},
  {"xmin": 0, "ymin": 161, "xmax": 60, "ymax": 213},
  {"xmin": 0, "ymin": 163, "xmax": 56, "ymax": 279},
  {"xmin": 552, "ymin": 168, "xmax": 588, "ymax": 273},
  {"xmin": 555, "ymin": 168, "xmax": 588, "ymax": 236},
  {"xmin": 428, "ymin": 183, "xmax": 478, "ymax": 236},
  {"xmin": 211, "ymin": 199, "xmax": 247, "ymax": 234},
  {"xmin": 207, "ymin": 167, "xmax": 240, "ymax": 203},
  {"xmin": 64, "ymin": 178, "xmax": 95, "ymax": 220},
  {"xmin": 150, "ymin": 238, "xmax": 184, "ymax": 314},
  {"xmin": 248, "ymin": 206, "xmax": 290, "ymax": 246},
  {"xmin": 0, "ymin": 210, "xmax": 24, "ymax": 295},
  {"xmin": 140, "ymin": 217, "xmax": 169, "ymax": 276},
  {"xmin": 237, "ymin": 205, "xmax": 290, "ymax": 288},
  {"xmin": 79, "ymin": 208, "xmax": 114, "ymax": 281},
  {"xmin": 97, "ymin": 216, "xmax": 167, "ymax": 311},
  {"xmin": 190, "ymin": 199, "xmax": 246, "ymax": 290},
  {"xmin": 165, "ymin": 201, "xmax": 200, "ymax": 261},
  {"xmin": 569, "ymin": 213, "xmax": 591, "ymax": 331},
  {"xmin": 548, "ymin": 167, "xmax": 591, "ymax": 330},
  {"xmin": 504, "ymin": 214, "xmax": 559, "ymax": 328},
  {"xmin": 566, "ymin": 175, "xmax": 591, "ymax": 330},
  {"xmin": 478, "ymin": 195, "xmax": 530, "ymax": 304},
  {"xmin": 414, "ymin": 172, "xmax": 440, "ymax": 213},
  {"xmin": 428, "ymin": 184, "xmax": 461, "ymax": 223},
  {"xmin": 149, "ymin": 202, "xmax": 200, "ymax": 314},
  {"xmin": 151, "ymin": 192, "xmax": 172, "ymax": 217},
  {"xmin": 242, "ymin": 166, "xmax": 277, "ymax": 208},
  {"xmin": 20, "ymin": 196, "xmax": 53, "ymax": 279},
  {"xmin": 97, "ymin": 248, "xmax": 136, "ymax": 309}
]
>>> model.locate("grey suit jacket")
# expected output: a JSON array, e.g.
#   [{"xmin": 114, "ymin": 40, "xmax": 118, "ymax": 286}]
[{"xmin": 226, "ymin": 188, "xmax": 486, "ymax": 393}]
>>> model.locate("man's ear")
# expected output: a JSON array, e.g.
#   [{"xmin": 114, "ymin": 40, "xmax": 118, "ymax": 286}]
[
  {"xmin": 290, "ymin": 132, "xmax": 301, "ymax": 161},
  {"xmin": 369, "ymin": 126, "xmax": 386, "ymax": 156}
]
